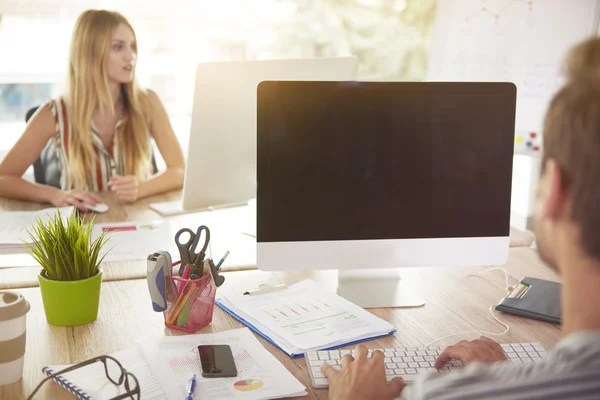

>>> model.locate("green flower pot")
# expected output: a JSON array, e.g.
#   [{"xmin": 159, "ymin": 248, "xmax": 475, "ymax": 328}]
[{"xmin": 38, "ymin": 269, "xmax": 102, "ymax": 326}]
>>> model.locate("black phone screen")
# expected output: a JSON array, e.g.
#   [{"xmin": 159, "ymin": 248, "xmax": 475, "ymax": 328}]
[{"xmin": 198, "ymin": 344, "xmax": 238, "ymax": 377}]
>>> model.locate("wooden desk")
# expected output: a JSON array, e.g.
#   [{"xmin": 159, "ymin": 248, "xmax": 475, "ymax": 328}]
[{"xmin": 1, "ymin": 247, "xmax": 561, "ymax": 400}]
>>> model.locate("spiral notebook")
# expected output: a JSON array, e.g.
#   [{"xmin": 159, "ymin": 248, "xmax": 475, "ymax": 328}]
[{"xmin": 41, "ymin": 346, "xmax": 166, "ymax": 399}]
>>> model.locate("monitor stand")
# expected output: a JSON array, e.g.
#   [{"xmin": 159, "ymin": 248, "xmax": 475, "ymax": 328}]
[{"xmin": 337, "ymin": 268, "xmax": 425, "ymax": 309}]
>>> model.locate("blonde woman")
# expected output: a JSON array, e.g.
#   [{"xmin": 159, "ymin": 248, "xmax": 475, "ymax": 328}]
[{"xmin": 0, "ymin": 10, "xmax": 185, "ymax": 210}]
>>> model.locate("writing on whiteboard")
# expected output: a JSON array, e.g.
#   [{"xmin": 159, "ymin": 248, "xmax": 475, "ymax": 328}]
[{"xmin": 427, "ymin": 0, "xmax": 599, "ymax": 133}]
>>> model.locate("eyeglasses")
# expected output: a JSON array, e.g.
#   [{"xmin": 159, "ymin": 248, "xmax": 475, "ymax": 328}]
[{"xmin": 27, "ymin": 355, "xmax": 140, "ymax": 400}]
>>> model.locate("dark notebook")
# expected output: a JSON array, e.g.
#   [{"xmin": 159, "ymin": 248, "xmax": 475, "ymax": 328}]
[{"xmin": 495, "ymin": 276, "xmax": 561, "ymax": 324}]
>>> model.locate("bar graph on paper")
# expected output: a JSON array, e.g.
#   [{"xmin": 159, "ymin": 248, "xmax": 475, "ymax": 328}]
[
  {"xmin": 167, "ymin": 346, "xmax": 260, "ymax": 377},
  {"xmin": 262, "ymin": 298, "xmax": 332, "ymax": 321},
  {"xmin": 252, "ymin": 292, "xmax": 365, "ymax": 343}
]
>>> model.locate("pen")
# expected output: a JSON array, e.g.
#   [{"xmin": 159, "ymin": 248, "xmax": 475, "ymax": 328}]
[
  {"xmin": 215, "ymin": 250, "xmax": 230, "ymax": 270},
  {"xmin": 243, "ymin": 283, "xmax": 287, "ymax": 295},
  {"xmin": 185, "ymin": 373, "xmax": 197, "ymax": 400}
]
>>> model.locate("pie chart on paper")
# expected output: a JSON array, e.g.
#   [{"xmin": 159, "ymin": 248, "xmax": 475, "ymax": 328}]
[{"xmin": 233, "ymin": 379, "xmax": 264, "ymax": 392}]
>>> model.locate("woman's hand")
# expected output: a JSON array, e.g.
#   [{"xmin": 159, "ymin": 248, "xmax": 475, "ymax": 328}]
[
  {"xmin": 109, "ymin": 175, "xmax": 139, "ymax": 203},
  {"xmin": 49, "ymin": 189, "xmax": 101, "ymax": 211}
]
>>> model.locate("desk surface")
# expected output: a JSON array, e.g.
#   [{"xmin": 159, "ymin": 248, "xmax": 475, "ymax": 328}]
[
  {"xmin": 0, "ymin": 192, "xmax": 534, "ymax": 290},
  {"xmin": 0, "ymin": 191, "xmax": 257, "ymax": 289},
  {"xmin": 0, "ymin": 247, "xmax": 561, "ymax": 400}
]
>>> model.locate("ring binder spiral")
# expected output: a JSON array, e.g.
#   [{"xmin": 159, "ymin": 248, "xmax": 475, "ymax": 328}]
[
  {"xmin": 36, "ymin": 347, "xmax": 166, "ymax": 399},
  {"xmin": 41, "ymin": 367, "xmax": 91, "ymax": 400}
]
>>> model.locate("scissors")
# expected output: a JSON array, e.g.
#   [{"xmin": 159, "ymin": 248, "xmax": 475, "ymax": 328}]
[{"xmin": 175, "ymin": 225, "xmax": 210, "ymax": 276}]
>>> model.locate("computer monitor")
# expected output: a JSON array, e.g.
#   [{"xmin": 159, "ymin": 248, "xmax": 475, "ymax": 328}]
[
  {"xmin": 181, "ymin": 57, "xmax": 359, "ymax": 211},
  {"xmin": 256, "ymin": 81, "xmax": 516, "ymax": 308}
]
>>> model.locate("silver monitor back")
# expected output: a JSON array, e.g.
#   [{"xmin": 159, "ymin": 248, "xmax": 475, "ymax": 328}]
[{"xmin": 182, "ymin": 57, "xmax": 359, "ymax": 210}]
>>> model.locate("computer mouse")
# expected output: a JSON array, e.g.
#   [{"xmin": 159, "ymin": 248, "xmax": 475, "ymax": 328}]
[{"xmin": 84, "ymin": 203, "xmax": 109, "ymax": 213}]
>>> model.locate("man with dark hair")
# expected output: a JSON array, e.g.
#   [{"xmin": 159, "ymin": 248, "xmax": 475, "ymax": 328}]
[{"xmin": 323, "ymin": 38, "xmax": 600, "ymax": 400}]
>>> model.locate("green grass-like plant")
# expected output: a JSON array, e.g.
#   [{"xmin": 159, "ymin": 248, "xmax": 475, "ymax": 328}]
[{"xmin": 24, "ymin": 209, "xmax": 109, "ymax": 281}]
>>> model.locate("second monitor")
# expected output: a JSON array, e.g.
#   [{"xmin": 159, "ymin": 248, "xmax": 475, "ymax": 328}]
[{"xmin": 182, "ymin": 57, "xmax": 359, "ymax": 211}]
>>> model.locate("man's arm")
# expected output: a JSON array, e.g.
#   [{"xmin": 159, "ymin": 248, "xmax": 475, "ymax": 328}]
[
  {"xmin": 407, "ymin": 357, "xmax": 536, "ymax": 400},
  {"xmin": 323, "ymin": 337, "xmax": 509, "ymax": 400}
]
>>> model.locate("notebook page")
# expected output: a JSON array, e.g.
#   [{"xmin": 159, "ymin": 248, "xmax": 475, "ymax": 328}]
[{"xmin": 44, "ymin": 346, "xmax": 166, "ymax": 399}]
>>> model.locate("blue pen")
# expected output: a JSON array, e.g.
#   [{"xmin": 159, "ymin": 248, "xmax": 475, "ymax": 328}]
[{"xmin": 185, "ymin": 373, "xmax": 197, "ymax": 400}]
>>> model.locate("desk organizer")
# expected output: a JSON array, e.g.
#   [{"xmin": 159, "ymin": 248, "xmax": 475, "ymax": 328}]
[{"xmin": 163, "ymin": 273, "xmax": 216, "ymax": 333}]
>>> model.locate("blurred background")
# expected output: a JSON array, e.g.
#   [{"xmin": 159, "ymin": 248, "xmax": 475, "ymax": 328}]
[{"xmin": 0, "ymin": 0, "xmax": 436, "ymax": 162}]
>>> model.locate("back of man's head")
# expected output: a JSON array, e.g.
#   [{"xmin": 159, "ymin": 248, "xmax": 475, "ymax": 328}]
[
  {"xmin": 564, "ymin": 37, "xmax": 600, "ymax": 79},
  {"xmin": 541, "ymin": 37, "xmax": 600, "ymax": 261}
]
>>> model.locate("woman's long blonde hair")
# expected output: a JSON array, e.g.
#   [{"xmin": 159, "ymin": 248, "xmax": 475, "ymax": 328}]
[{"xmin": 67, "ymin": 9, "xmax": 150, "ymax": 189}]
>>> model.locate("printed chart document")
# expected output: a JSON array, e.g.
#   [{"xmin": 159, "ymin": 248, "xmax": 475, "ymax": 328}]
[
  {"xmin": 0, "ymin": 206, "xmax": 74, "ymax": 253},
  {"xmin": 42, "ymin": 346, "xmax": 167, "ymax": 399},
  {"xmin": 91, "ymin": 220, "xmax": 176, "ymax": 262},
  {"xmin": 215, "ymin": 280, "xmax": 396, "ymax": 357},
  {"xmin": 138, "ymin": 328, "xmax": 306, "ymax": 399}
]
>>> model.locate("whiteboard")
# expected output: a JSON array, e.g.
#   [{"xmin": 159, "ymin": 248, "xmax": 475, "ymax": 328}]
[{"xmin": 427, "ymin": 0, "xmax": 600, "ymax": 136}]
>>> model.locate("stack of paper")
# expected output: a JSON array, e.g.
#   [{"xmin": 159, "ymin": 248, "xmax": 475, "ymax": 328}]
[
  {"xmin": 139, "ymin": 328, "xmax": 307, "ymax": 399},
  {"xmin": 0, "ymin": 206, "xmax": 74, "ymax": 253},
  {"xmin": 215, "ymin": 280, "xmax": 396, "ymax": 357}
]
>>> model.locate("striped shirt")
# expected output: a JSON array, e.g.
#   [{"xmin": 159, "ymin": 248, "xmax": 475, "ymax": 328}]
[
  {"xmin": 46, "ymin": 97, "xmax": 128, "ymax": 191},
  {"xmin": 403, "ymin": 331, "xmax": 600, "ymax": 400}
]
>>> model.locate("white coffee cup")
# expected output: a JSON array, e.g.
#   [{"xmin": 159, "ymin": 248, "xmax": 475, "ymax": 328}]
[{"xmin": 0, "ymin": 291, "xmax": 30, "ymax": 386}]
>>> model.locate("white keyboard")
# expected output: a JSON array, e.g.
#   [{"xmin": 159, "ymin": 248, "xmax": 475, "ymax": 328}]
[{"xmin": 305, "ymin": 342, "xmax": 547, "ymax": 389}]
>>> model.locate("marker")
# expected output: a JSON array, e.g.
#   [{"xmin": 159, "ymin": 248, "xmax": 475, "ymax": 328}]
[
  {"xmin": 184, "ymin": 373, "xmax": 197, "ymax": 400},
  {"xmin": 215, "ymin": 250, "xmax": 230, "ymax": 270}
]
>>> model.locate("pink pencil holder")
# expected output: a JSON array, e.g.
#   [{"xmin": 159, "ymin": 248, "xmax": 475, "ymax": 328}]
[{"xmin": 163, "ymin": 273, "xmax": 216, "ymax": 333}]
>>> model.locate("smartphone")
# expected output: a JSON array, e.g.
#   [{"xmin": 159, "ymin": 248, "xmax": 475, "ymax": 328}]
[{"xmin": 198, "ymin": 344, "xmax": 238, "ymax": 378}]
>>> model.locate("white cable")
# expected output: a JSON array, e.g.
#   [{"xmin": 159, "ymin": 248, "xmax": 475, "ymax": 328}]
[
  {"xmin": 424, "ymin": 268, "xmax": 516, "ymax": 347},
  {"xmin": 468, "ymin": 267, "xmax": 512, "ymax": 292},
  {"xmin": 425, "ymin": 305, "xmax": 511, "ymax": 347}
]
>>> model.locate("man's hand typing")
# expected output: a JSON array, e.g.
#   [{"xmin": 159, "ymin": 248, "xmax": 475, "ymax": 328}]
[
  {"xmin": 435, "ymin": 337, "xmax": 507, "ymax": 369},
  {"xmin": 322, "ymin": 344, "xmax": 405, "ymax": 400}
]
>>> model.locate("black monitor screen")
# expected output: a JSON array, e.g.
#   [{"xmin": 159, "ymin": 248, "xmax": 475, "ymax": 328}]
[{"xmin": 257, "ymin": 81, "xmax": 516, "ymax": 243}]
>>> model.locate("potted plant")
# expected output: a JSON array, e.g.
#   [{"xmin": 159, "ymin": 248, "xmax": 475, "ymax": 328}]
[{"xmin": 24, "ymin": 209, "xmax": 109, "ymax": 326}]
